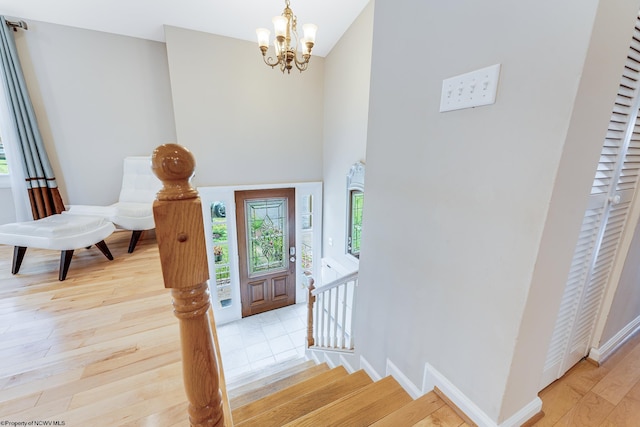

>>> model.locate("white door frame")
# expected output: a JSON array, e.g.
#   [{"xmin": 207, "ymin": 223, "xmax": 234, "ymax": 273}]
[{"xmin": 199, "ymin": 182, "xmax": 323, "ymax": 325}]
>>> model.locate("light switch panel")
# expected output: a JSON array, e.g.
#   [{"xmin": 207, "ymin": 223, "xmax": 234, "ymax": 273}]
[{"xmin": 440, "ymin": 64, "xmax": 501, "ymax": 112}]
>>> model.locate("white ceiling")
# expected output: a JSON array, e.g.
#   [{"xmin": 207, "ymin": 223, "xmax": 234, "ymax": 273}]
[{"xmin": 0, "ymin": 0, "xmax": 370, "ymax": 57}]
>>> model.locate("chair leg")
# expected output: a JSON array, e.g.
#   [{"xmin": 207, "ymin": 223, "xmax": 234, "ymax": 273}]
[
  {"xmin": 59, "ymin": 250, "xmax": 74, "ymax": 281},
  {"xmin": 12, "ymin": 246, "xmax": 27, "ymax": 274},
  {"xmin": 128, "ymin": 230, "xmax": 143, "ymax": 253},
  {"xmin": 95, "ymin": 240, "xmax": 114, "ymax": 260}
]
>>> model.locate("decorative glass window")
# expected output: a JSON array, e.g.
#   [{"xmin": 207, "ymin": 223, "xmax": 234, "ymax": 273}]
[
  {"xmin": 346, "ymin": 162, "xmax": 365, "ymax": 259},
  {"xmin": 245, "ymin": 198, "xmax": 288, "ymax": 276},
  {"xmin": 348, "ymin": 190, "xmax": 364, "ymax": 257},
  {"xmin": 300, "ymin": 194, "xmax": 313, "ymax": 274},
  {"xmin": 211, "ymin": 201, "xmax": 232, "ymax": 308}
]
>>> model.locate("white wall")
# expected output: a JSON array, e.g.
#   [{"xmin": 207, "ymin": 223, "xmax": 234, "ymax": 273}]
[
  {"xmin": 163, "ymin": 26, "xmax": 323, "ymax": 188},
  {"xmin": 356, "ymin": 0, "xmax": 638, "ymax": 423},
  {"xmin": 322, "ymin": 2, "xmax": 373, "ymax": 260},
  {"xmin": 5, "ymin": 19, "xmax": 324, "ymax": 216},
  {"xmin": 11, "ymin": 21, "xmax": 176, "ymax": 207}
]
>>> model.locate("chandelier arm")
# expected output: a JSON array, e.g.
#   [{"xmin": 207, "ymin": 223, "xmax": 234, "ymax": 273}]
[
  {"xmin": 262, "ymin": 55, "xmax": 281, "ymax": 69},
  {"xmin": 292, "ymin": 52, "xmax": 310, "ymax": 71},
  {"xmin": 294, "ymin": 61, "xmax": 308, "ymax": 72},
  {"xmin": 294, "ymin": 60, "xmax": 308, "ymax": 72}
]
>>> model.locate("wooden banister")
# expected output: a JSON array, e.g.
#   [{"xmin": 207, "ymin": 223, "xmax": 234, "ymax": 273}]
[{"xmin": 151, "ymin": 143, "xmax": 228, "ymax": 427}]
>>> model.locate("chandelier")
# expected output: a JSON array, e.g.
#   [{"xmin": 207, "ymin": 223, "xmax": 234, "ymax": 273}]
[{"xmin": 256, "ymin": 0, "xmax": 318, "ymax": 74}]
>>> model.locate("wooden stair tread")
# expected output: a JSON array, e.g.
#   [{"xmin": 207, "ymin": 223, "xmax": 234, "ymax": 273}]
[
  {"xmin": 236, "ymin": 369, "xmax": 372, "ymax": 427},
  {"xmin": 229, "ymin": 361, "xmax": 328, "ymax": 408},
  {"xmin": 232, "ymin": 366, "xmax": 350, "ymax": 424},
  {"xmin": 283, "ymin": 375, "xmax": 413, "ymax": 427},
  {"xmin": 370, "ymin": 391, "xmax": 445, "ymax": 426},
  {"xmin": 228, "ymin": 358, "xmax": 315, "ymax": 393},
  {"xmin": 411, "ymin": 404, "xmax": 467, "ymax": 427}
]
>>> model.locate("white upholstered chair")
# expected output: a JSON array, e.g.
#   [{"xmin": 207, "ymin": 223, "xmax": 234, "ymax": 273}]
[{"xmin": 68, "ymin": 156, "xmax": 162, "ymax": 253}]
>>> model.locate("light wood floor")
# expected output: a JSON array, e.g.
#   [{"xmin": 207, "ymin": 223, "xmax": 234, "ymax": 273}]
[
  {"xmin": 534, "ymin": 330, "xmax": 640, "ymax": 426},
  {"xmin": 0, "ymin": 230, "xmax": 189, "ymax": 426},
  {"xmin": 1, "ymin": 230, "xmax": 639, "ymax": 426}
]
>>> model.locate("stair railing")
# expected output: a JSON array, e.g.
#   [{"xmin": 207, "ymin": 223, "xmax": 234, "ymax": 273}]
[
  {"xmin": 307, "ymin": 271, "xmax": 358, "ymax": 352},
  {"xmin": 151, "ymin": 143, "xmax": 232, "ymax": 427}
]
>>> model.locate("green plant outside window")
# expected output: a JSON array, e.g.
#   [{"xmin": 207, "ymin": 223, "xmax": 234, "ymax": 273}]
[
  {"xmin": 0, "ymin": 141, "xmax": 8, "ymax": 174},
  {"xmin": 211, "ymin": 201, "xmax": 231, "ymax": 307},
  {"xmin": 348, "ymin": 190, "xmax": 363, "ymax": 258}
]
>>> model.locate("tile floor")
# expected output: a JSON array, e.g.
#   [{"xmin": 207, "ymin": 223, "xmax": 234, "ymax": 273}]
[{"xmin": 217, "ymin": 302, "xmax": 308, "ymax": 382}]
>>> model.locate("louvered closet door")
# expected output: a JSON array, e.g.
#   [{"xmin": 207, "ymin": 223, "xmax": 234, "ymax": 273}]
[{"xmin": 540, "ymin": 17, "xmax": 640, "ymax": 390}]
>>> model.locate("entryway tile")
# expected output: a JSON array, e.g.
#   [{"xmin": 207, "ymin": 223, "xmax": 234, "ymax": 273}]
[
  {"xmin": 245, "ymin": 341, "xmax": 273, "ymax": 362},
  {"xmin": 262, "ymin": 322, "xmax": 288, "ymax": 340},
  {"xmin": 218, "ymin": 302, "xmax": 309, "ymax": 383},
  {"xmin": 269, "ymin": 334, "xmax": 295, "ymax": 355}
]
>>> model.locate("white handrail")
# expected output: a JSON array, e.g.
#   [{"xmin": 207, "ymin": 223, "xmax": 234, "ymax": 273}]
[
  {"xmin": 307, "ymin": 271, "xmax": 358, "ymax": 352},
  {"xmin": 311, "ymin": 271, "xmax": 358, "ymax": 295}
]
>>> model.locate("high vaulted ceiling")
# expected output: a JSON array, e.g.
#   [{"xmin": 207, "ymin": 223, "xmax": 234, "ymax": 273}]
[{"xmin": 0, "ymin": 0, "xmax": 370, "ymax": 57}]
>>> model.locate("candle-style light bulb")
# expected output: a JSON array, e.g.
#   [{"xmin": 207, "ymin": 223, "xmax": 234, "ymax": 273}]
[{"xmin": 256, "ymin": 28, "xmax": 270, "ymax": 48}]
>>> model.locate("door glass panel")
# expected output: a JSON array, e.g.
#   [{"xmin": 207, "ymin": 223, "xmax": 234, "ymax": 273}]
[{"xmin": 245, "ymin": 198, "xmax": 288, "ymax": 276}]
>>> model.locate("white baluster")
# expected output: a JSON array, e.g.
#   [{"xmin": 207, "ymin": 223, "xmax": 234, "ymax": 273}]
[
  {"xmin": 330, "ymin": 287, "xmax": 337, "ymax": 348},
  {"xmin": 318, "ymin": 292, "xmax": 324, "ymax": 347},
  {"xmin": 340, "ymin": 282, "xmax": 348, "ymax": 349}
]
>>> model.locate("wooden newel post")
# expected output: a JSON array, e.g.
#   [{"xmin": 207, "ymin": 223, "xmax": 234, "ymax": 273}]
[
  {"xmin": 151, "ymin": 144, "xmax": 225, "ymax": 427},
  {"xmin": 306, "ymin": 276, "xmax": 315, "ymax": 347}
]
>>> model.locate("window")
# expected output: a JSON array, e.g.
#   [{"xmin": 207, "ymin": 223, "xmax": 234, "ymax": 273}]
[
  {"xmin": 0, "ymin": 140, "xmax": 7, "ymax": 174},
  {"xmin": 348, "ymin": 190, "xmax": 363, "ymax": 257},
  {"xmin": 0, "ymin": 139, "xmax": 10, "ymax": 189},
  {"xmin": 211, "ymin": 201, "xmax": 232, "ymax": 308},
  {"xmin": 346, "ymin": 162, "xmax": 365, "ymax": 258},
  {"xmin": 300, "ymin": 194, "xmax": 314, "ymax": 274}
]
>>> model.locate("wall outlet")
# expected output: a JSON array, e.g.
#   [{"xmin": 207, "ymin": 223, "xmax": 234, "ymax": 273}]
[{"xmin": 440, "ymin": 64, "xmax": 501, "ymax": 112}]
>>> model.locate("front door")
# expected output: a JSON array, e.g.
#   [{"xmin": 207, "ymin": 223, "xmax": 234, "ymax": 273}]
[{"xmin": 235, "ymin": 188, "xmax": 296, "ymax": 317}]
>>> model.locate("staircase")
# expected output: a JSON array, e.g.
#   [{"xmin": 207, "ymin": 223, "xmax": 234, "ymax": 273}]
[
  {"xmin": 150, "ymin": 145, "xmax": 473, "ymax": 427},
  {"xmin": 227, "ymin": 360, "xmax": 472, "ymax": 427}
]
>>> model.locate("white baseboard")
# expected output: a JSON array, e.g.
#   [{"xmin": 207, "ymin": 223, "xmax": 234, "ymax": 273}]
[
  {"xmin": 308, "ymin": 346, "xmax": 356, "ymax": 373},
  {"xmin": 589, "ymin": 314, "xmax": 640, "ymax": 363},
  {"xmin": 339, "ymin": 354, "xmax": 356, "ymax": 373},
  {"xmin": 359, "ymin": 355, "xmax": 382, "ymax": 381},
  {"xmin": 307, "ymin": 348, "xmax": 337, "ymax": 368},
  {"xmin": 307, "ymin": 348, "xmax": 322, "ymax": 365},
  {"xmin": 330, "ymin": 353, "xmax": 542, "ymax": 425},
  {"xmin": 323, "ymin": 352, "xmax": 337, "ymax": 368},
  {"xmin": 498, "ymin": 398, "xmax": 543, "ymax": 427},
  {"xmin": 385, "ymin": 359, "xmax": 422, "ymax": 399},
  {"xmin": 422, "ymin": 362, "xmax": 542, "ymax": 427}
]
